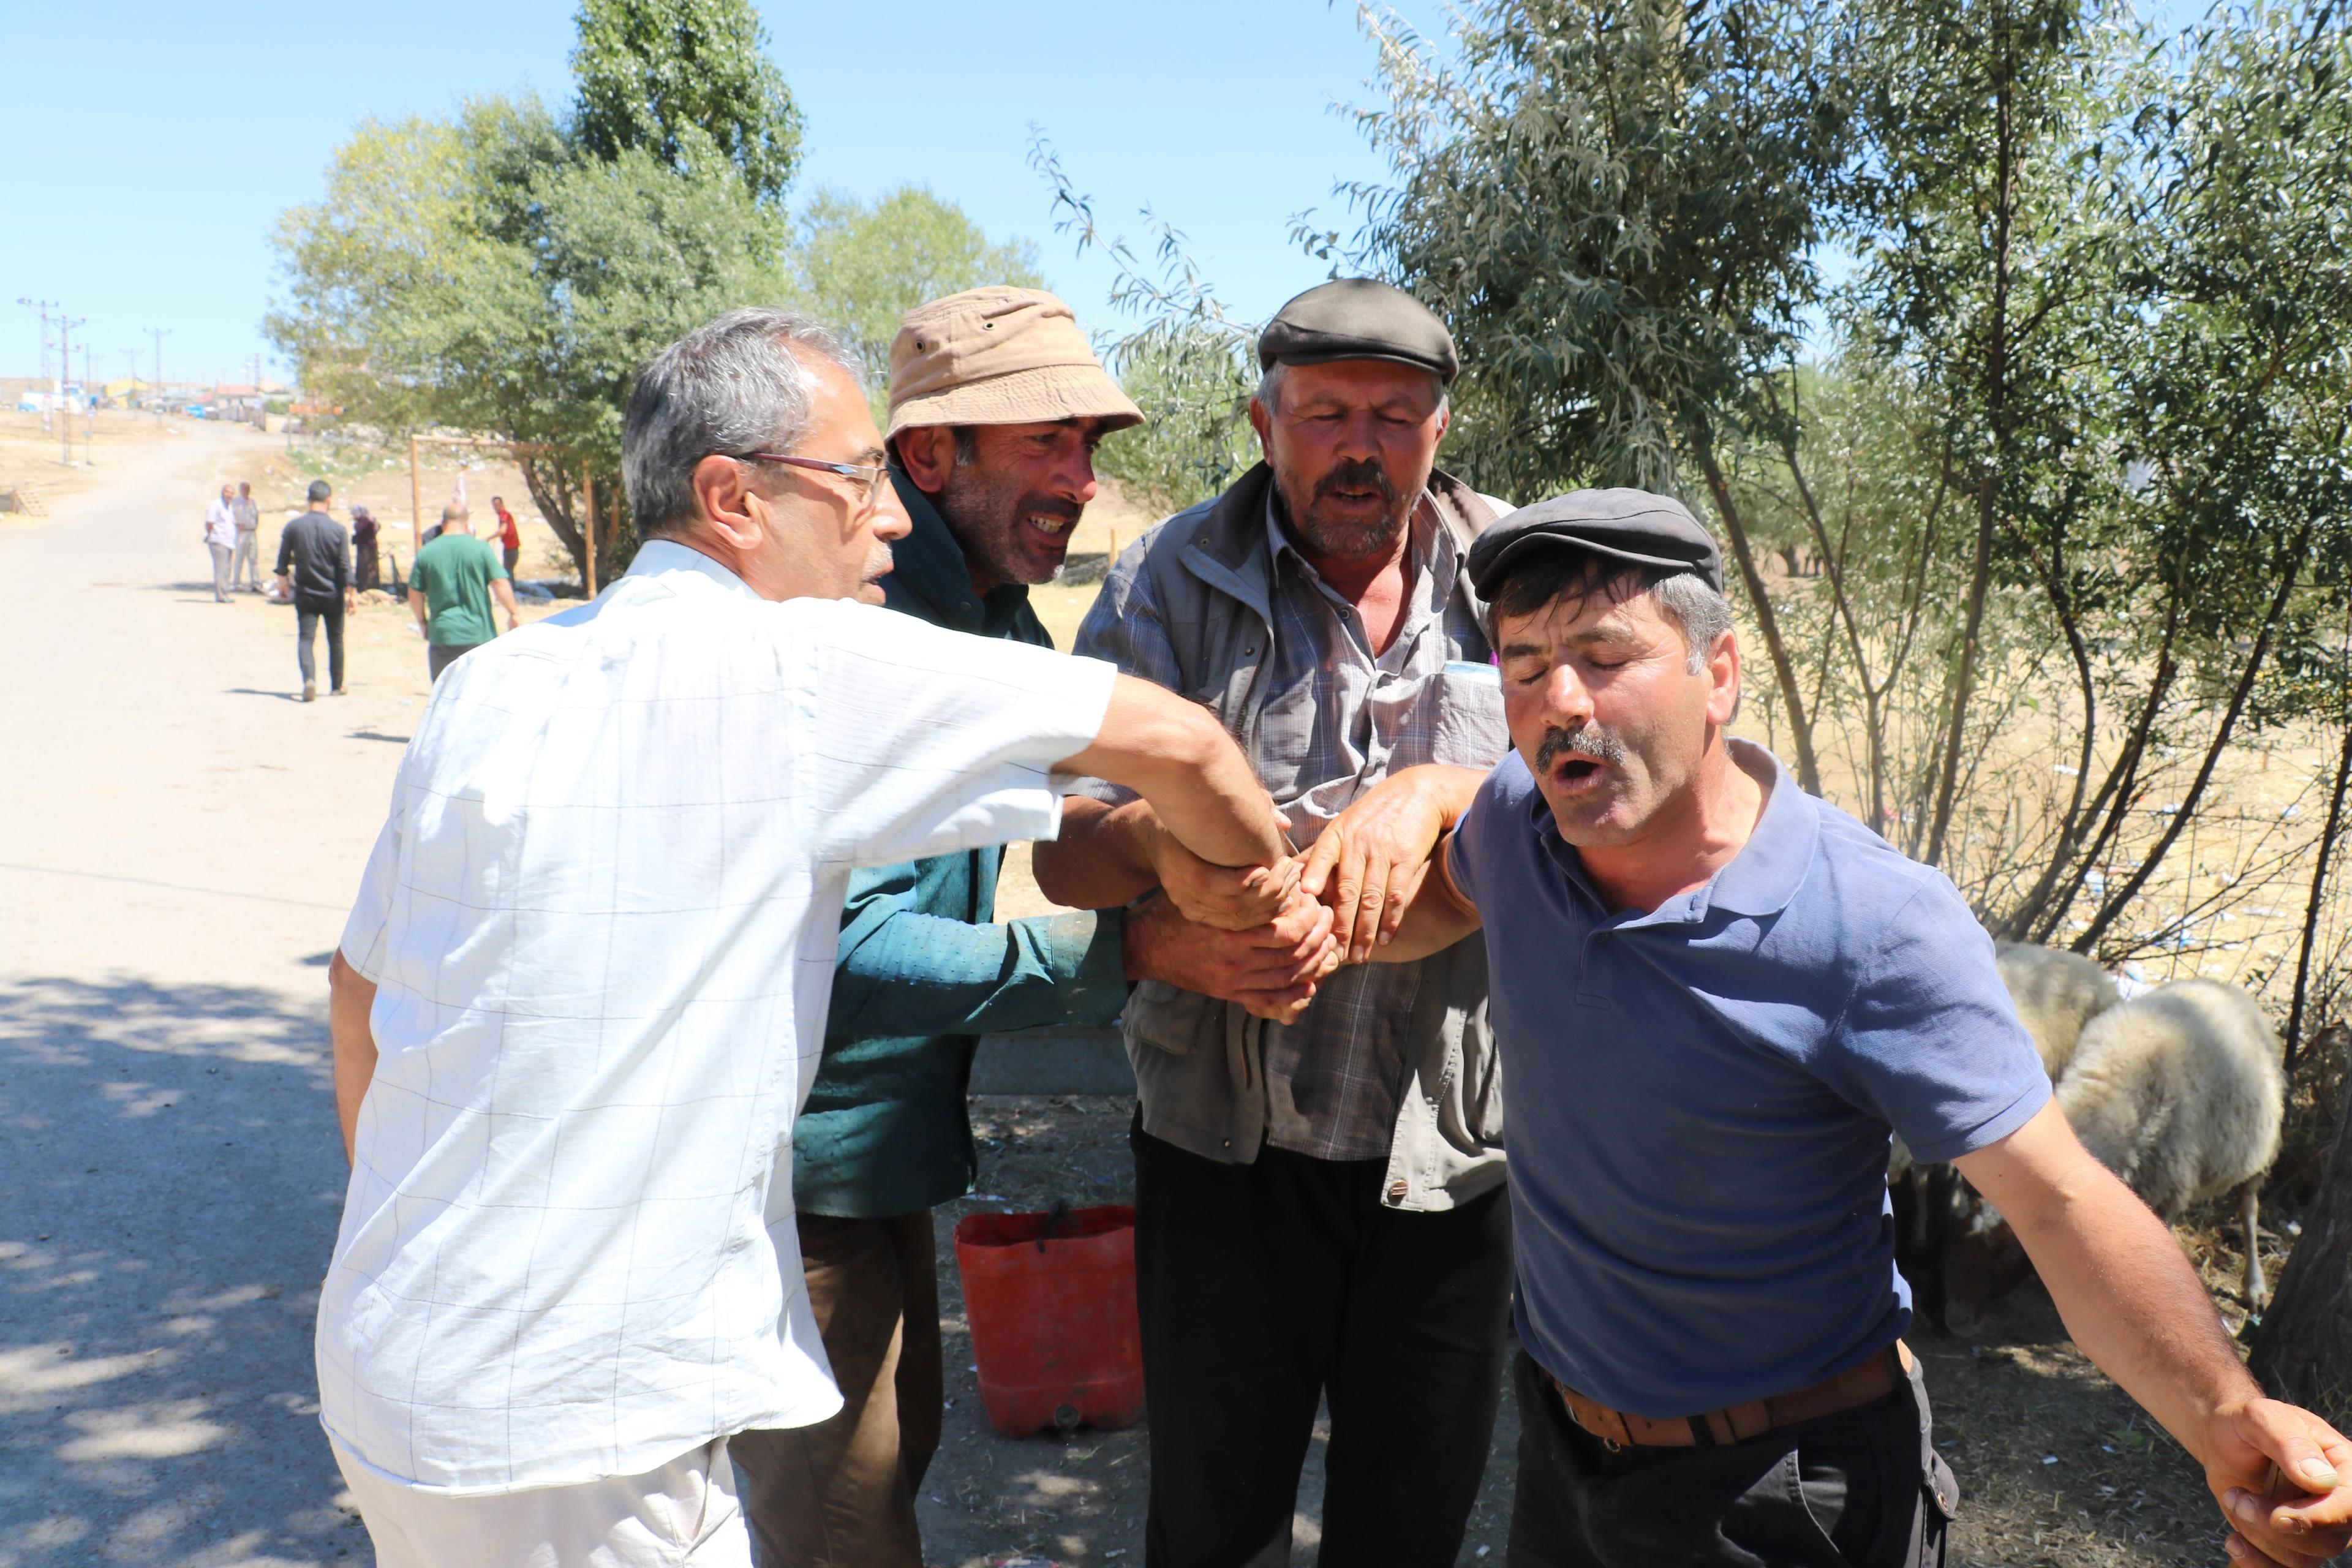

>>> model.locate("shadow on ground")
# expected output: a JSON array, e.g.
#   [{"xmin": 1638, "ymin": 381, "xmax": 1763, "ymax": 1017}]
[{"xmin": 0, "ymin": 975, "xmax": 361, "ymax": 1567}]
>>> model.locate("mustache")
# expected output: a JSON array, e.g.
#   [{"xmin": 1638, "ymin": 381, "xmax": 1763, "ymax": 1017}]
[
  {"xmin": 1534, "ymin": 724, "xmax": 1629, "ymax": 774},
  {"xmin": 1313, "ymin": 458, "xmax": 1396, "ymax": 505}
]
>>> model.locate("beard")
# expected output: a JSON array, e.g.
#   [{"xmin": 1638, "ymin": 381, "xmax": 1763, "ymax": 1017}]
[
  {"xmin": 1274, "ymin": 455, "xmax": 1417, "ymax": 560},
  {"xmin": 935, "ymin": 462, "xmax": 1085, "ymax": 587}
]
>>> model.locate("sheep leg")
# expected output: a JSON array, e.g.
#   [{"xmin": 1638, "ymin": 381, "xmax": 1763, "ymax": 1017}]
[{"xmin": 2237, "ymin": 1183, "xmax": 2267, "ymax": 1311}]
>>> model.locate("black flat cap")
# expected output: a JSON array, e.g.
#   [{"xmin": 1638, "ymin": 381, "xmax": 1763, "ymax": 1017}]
[
  {"xmin": 1466, "ymin": 489, "xmax": 1724, "ymax": 597},
  {"xmin": 1258, "ymin": 279, "xmax": 1459, "ymax": 383}
]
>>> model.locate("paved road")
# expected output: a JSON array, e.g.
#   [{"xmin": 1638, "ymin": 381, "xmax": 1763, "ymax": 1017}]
[{"xmin": 0, "ymin": 423, "xmax": 448, "ymax": 1567}]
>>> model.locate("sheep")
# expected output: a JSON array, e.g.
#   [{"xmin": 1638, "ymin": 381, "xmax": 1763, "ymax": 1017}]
[
  {"xmin": 1994, "ymin": 939, "xmax": 2120, "ymax": 1080},
  {"xmin": 1941, "ymin": 978, "xmax": 2286, "ymax": 1333},
  {"xmin": 1891, "ymin": 941, "xmax": 2121, "ymax": 1328}
]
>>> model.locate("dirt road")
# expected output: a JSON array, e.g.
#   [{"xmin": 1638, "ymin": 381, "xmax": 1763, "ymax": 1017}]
[{"xmin": 0, "ymin": 420, "xmax": 455, "ymax": 1567}]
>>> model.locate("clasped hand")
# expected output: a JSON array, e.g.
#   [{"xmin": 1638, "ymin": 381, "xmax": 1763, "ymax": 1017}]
[{"xmin": 1126, "ymin": 773, "xmax": 1458, "ymax": 1022}]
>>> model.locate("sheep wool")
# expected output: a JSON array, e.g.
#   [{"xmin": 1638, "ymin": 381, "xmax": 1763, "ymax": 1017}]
[
  {"xmin": 2055, "ymin": 978, "xmax": 2285, "ymax": 1219},
  {"xmin": 1994, "ymin": 940, "xmax": 2121, "ymax": 1080}
]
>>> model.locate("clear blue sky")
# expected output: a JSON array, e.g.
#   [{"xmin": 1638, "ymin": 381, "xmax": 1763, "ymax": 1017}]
[{"xmin": 1, "ymin": 1, "xmax": 1401, "ymax": 389}]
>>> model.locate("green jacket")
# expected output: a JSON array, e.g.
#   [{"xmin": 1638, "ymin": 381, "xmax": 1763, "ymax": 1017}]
[{"xmin": 793, "ymin": 468, "xmax": 1129, "ymax": 1219}]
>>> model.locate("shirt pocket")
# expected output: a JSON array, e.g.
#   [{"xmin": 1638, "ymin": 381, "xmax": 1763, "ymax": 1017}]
[
  {"xmin": 1126, "ymin": 979, "xmax": 1217, "ymax": 1057},
  {"xmin": 1427, "ymin": 661, "xmax": 1509, "ymax": 769}
]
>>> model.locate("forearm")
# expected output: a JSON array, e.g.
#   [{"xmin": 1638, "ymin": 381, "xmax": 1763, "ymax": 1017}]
[
  {"xmin": 1033, "ymin": 796, "xmax": 1163, "ymax": 910},
  {"xmin": 831, "ymin": 905, "xmax": 1126, "ymax": 1039},
  {"xmin": 407, "ymin": 590, "xmax": 429, "ymax": 631},
  {"xmin": 493, "ymin": 581, "xmax": 519, "ymax": 625},
  {"xmin": 1963, "ymin": 1107, "xmax": 2258, "ymax": 1462},
  {"xmin": 328, "ymin": 951, "xmax": 379, "ymax": 1164},
  {"xmin": 1055, "ymin": 675, "xmax": 1281, "ymax": 871}
]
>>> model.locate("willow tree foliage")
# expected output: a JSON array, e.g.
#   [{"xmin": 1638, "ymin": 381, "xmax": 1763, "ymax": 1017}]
[{"xmin": 1341, "ymin": 0, "xmax": 2352, "ymax": 968}]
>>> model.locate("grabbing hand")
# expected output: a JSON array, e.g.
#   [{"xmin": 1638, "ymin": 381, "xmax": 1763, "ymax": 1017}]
[
  {"xmin": 2206, "ymin": 1397, "xmax": 2352, "ymax": 1567},
  {"xmin": 1148, "ymin": 802, "xmax": 1299, "ymax": 932},
  {"xmin": 1300, "ymin": 766, "xmax": 1479, "ymax": 964},
  {"xmin": 1123, "ymin": 887, "xmax": 1341, "ymax": 1023}
]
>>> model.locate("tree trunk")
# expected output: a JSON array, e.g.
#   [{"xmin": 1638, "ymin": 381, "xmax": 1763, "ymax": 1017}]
[
  {"xmin": 2251, "ymin": 1070, "xmax": 2352, "ymax": 1436},
  {"xmin": 1695, "ymin": 439, "xmax": 1821, "ymax": 794}
]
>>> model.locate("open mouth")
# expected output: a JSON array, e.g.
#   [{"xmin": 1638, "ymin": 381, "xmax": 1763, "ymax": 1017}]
[
  {"xmin": 1022, "ymin": 511, "xmax": 1079, "ymax": 541},
  {"xmin": 1551, "ymin": 757, "xmax": 1610, "ymax": 793}
]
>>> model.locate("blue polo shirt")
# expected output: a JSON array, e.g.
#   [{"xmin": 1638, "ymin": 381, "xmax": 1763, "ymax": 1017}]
[{"xmin": 1449, "ymin": 740, "xmax": 2049, "ymax": 1417}]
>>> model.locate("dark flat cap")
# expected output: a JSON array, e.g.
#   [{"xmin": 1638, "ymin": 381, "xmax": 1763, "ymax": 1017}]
[
  {"xmin": 1259, "ymin": 279, "xmax": 1458, "ymax": 383},
  {"xmin": 1466, "ymin": 489, "xmax": 1724, "ymax": 597}
]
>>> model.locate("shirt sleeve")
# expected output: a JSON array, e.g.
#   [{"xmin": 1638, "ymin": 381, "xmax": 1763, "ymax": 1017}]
[
  {"xmin": 274, "ymin": 525, "xmax": 293, "ymax": 577},
  {"xmin": 1820, "ymin": 881, "xmax": 2053, "ymax": 1164},
  {"xmin": 827, "ymin": 862, "xmax": 1128, "ymax": 1041},
  {"xmin": 1446, "ymin": 754, "xmax": 1531, "ymax": 912},
  {"xmin": 800, "ymin": 603, "xmax": 1119, "ymax": 870},
  {"xmin": 339, "ymin": 786, "xmax": 405, "ymax": 984},
  {"xmin": 1065, "ymin": 543, "xmax": 1183, "ymax": 809}
]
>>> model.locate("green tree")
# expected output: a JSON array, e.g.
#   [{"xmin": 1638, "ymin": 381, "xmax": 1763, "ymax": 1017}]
[
  {"xmin": 268, "ymin": 0, "xmax": 802, "ymax": 585},
  {"xmin": 571, "ymin": 0, "xmax": 804, "ymax": 205},
  {"xmin": 1344, "ymin": 0, "xmax": 1860, "ymax": 790},
  {"xmin": 794, "ymin": 185, "xmax": 1044, "ymax": 410}
]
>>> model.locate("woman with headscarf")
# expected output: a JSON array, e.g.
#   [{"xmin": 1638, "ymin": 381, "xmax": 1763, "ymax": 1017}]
[{"xmin": 350, "ymin": 504, "xmax": 380, "ymax": 592}]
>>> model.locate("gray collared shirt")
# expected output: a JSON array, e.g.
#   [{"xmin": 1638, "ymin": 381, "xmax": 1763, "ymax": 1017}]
[{"xmin": 1080, "ymin": 489, "xmax": 1509, "ymax": 1161}]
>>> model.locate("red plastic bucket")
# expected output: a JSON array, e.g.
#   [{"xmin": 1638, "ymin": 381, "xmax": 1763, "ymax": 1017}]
[{"xmin": 954, "ymin": 1202, "xmax": 1144, "ymax": 1437}]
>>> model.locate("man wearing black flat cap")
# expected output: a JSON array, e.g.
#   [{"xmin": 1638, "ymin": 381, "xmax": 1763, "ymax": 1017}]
[
  {"xmin": 1357, "ymin": 490, "xmax": 2352, "ymax": 1567},
  {"xmin": 1033, "ymin": 279, "xmax": 1517, "ymax": 1567}
]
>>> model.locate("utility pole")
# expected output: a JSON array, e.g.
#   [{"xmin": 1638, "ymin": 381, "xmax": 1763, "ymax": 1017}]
[
  {"xmin": 143, "ymin": 326, "xmax": 169, "ymax": 424},
  {"xmin": 18, "ymin": 298, "xmax": 58, "ymax": 436},
  {"xmin": 81, "ymin": 343, "xmax": 94, "ymax": 466},
  {"xmin": 56, "ymin": 313, "xmax": 85, "ymax": 466}
]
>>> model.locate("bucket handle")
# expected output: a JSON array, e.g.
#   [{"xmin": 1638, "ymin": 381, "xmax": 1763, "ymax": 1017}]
[{"xmin": 1036, "ymin": 1197, "xmax": 1071, "ymax": 1253}]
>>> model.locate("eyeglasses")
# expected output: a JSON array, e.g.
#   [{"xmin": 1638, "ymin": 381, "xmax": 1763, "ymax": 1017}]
[{"xmin": 734, "ymin": 451, "xmax": 892, "ymax": 510}]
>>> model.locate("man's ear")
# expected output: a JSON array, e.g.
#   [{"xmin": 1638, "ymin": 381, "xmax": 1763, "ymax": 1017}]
[
  {"xmin": 1246, "ymin": 396, "xmax": 1273, "ymax": 458},
  {"xmin": 895, "ymin": 426, "xmax": 957, "ymax": 495},
  {"xmin": 687, "ymin": 454, "xmax": 762, "ymax": 551},
  {"xmin": 1706, "ymin": 630, "xmax": 1743, "ymax": 728}
]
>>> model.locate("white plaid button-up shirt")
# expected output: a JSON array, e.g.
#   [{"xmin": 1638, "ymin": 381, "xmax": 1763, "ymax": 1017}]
[{"xmin": 323, "ymin": 541, "xmax": 1115, "ymax": 1493}]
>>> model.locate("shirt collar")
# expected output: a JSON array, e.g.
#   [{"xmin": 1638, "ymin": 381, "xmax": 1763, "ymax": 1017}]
[
  {"xmin": 1531, "ymin": 738, "xmax": 1817, "ymax": 924},
  {"xmin": 878, "ymin": 464, "xmax": 1025, "ymax": 635},
  {"xmin": 624, "ymin": 538, "xmax": 764, "ymax": 601}
]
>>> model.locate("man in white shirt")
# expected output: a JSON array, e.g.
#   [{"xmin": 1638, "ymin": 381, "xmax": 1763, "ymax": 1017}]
[
  {"xmin": 229, "ymin": 480, "xmax": 264, "ymax": 592},
  {"xmin": 202, "ymin": 484, "xmax": 236, "ymax": 602},
  {"xmin": 320, "ymin": 306, "xmax": 1292, "ymax": 1568}
]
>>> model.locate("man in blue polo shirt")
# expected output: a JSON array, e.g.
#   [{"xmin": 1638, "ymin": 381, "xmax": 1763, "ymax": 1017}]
[{"xmin": 1362, "ymin": 491, "xmax": 2352, "ymax": 1567}]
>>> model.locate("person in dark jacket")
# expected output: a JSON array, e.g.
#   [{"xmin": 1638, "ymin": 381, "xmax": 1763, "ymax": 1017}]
[
  {"xmin": 350, "ymin": 504, "xmax": 380, "ymax": 592},
  {"xmin": 729, "ymin": 287, "xmax": 1341, "ymax": 1568},
  {"xmin": 274, "ymin": 479, "xmax": 353, "ymax": 701}
]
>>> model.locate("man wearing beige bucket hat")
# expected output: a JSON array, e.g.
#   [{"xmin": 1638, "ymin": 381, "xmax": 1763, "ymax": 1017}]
[{"xmin": 730, "ymin": 286, "xmax": 1340, "ymax": 1568}]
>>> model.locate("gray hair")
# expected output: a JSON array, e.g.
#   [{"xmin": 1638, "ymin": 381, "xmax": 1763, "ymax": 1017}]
[
  {"xmin": 1483, "ymin": 551, "xmax": 1733, "ymax": 675},
  {"xmin": 623, "ymin": 307, "xmax": 862, "ymax": 538},
  {"xmin": 1253, "ymin": 358, "xmax": 1448, "ymax": 418}
]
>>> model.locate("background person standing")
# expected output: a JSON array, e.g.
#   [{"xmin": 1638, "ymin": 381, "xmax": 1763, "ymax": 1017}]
[
  {"xmin": 229, "ymin": 481, "xmax": 263, "ymax": 592},
  {"xmin": 492, "ymin": 494, "xmax": 521, "ymax": 576},
  {"xmin": 274, "ymin": 479, "xmax": 353, "ymax": 701},
  {"xmin": 202, "ymin": 484, "xmax": 236, "ymax": 602},
  {"xmin": 408, "ymin": 503, "xmax": 519, "ymax": 681},
  {"xmin": 349, "ymin": 504, "xmax": 380, "ymax": 591}
]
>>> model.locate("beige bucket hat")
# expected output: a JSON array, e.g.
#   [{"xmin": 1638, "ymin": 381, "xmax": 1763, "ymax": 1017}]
[{"xmin": 886, "ymin": 286, "xmax": 1144, "ymax": 439}]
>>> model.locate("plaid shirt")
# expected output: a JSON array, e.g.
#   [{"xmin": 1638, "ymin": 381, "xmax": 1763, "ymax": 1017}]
[{"xmin": 1078, "ymin": 491, "xmax": 1508, "ymax": 1161}]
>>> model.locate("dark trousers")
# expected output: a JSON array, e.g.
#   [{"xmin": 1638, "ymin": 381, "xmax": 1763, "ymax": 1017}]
[
  {"xmin": 295, "ymin": 600, "xmax": 344, "ymax": 691},
  {"xmin": 1506, "ymin": 1350, "xmax": 1958, "ymax": 1568},
  {"xmin": 1131, "ymin": 1123, "xmax": 1513, "ymax": 1568},
  {"xmin": 732, "ymin": 1210, "xmax": 942, "ymax": 1568},
  {"xmin": 428, "ymin": 641, "xmax": 483, "ymax": 682}
]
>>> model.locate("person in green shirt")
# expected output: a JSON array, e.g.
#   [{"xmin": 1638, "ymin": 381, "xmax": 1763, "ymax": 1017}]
[{"xmin": 407, "ymin": 503, "xmax": 519, "ymax": 680}]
